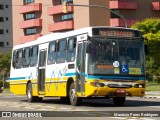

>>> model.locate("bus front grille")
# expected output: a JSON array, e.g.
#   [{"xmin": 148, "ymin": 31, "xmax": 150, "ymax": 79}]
[{"xmin": 107, "ymin": 84, "xmax": 132, "ymax": 88}]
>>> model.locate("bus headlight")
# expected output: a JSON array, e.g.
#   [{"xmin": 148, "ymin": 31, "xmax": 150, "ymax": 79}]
[
  {"xmin": 90, "ymin": 82, "xmax": 105, "ymax": 87},
  {"xmin": 95, "ymin": 82, "xmax": 105, "ymax": 87},
  {"xmin": 134, "ymin": 84, "xmax": 145, "ymax": 88}
]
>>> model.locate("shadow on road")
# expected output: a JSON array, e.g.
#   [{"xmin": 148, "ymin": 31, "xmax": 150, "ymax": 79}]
[{"xmin": 20, "ymin": 97, "xmax": 160, "ymax": 107}]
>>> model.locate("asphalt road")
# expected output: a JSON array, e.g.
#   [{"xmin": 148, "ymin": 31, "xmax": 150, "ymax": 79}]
[{"xmin": 0, "ymin": 93, "xmax": 160, "ymax": 120}]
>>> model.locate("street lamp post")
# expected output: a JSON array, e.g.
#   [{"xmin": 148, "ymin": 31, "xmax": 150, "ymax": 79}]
[{"xmin": 66, "ymin": 3, "xmax": 128, "ymax": 28}]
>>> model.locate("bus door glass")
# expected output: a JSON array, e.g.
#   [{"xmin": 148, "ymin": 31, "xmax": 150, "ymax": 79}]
[
  {"xmin": 38, "ymin": 49, "xmax": 47, "ymax": 94},
  {"xmin": 76, "ymin": 41, "xmax": 86, "ymax": 95}
]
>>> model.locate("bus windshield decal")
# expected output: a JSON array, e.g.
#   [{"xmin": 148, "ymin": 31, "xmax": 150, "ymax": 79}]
[{"xmin": 96, "ymin": 64, "xmax": 114, "ymax": 69}]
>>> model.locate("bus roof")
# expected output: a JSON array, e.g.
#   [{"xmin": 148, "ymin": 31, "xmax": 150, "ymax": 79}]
[{"xmin": 12, "ymin": 26, "xmax": 139, "ymax": 50}]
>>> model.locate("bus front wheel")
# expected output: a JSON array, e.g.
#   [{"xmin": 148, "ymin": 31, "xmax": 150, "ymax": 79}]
[
  {"xmin": 113, "ymin": 97, "xmax": 125, "ymax": 106},
  {"xmin": 69, "ymin": 82, "xmax": 81, "ymax": 106}
]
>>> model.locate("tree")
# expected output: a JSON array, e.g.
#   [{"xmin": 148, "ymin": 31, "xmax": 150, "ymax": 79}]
[
  {"xmin": 131, "ymin": 18, "xmax": 160, "ymax": 82},
  {"xmin": 0, "ymin": 52, "xmax": 12, "ymax": 73}
]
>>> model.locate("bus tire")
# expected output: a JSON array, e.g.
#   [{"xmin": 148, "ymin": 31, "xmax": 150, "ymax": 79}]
[
  {"xmin": 27, "ymin": 83, "xmax": 37, "ymax": 103},
  {"xmin": 69, "ymin": 82, "xmax": 81, "ymax": 106},
  {"xmin": 113, "ymin": 97, "xmax": 125, "ymax": 106}
]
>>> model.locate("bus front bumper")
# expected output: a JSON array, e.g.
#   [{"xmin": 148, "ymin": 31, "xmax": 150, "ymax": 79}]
[{"xmin": 84, "ymin": 83, "xmax": 145, "ymax": 98}]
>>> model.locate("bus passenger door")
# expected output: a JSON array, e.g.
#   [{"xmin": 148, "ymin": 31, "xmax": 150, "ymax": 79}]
[
  {"xmin": 38, "ymin": 49, "xmax": 46, "ymax": 95},
  {"xmin": 76, "ymin": 41, "xmax": 86, "ymax": 96}
]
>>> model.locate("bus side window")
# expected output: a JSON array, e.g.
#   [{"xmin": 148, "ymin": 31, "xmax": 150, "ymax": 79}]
[
  {"xmin": 23, "ymin": 47, "xmax": 30, "ymax": 68},
  {"xmin": 30, "ymin": 46, "xmax": 38, "ymax": 67},
  {"xmin": 16, "ymin": 49, "xmax": 23, "ymax": 69},
  {"xmin": 12, "ymin": 51, "xmax": 17, "ymax": 68},
  {"xmin": 48, "ymin": 42, "xmax": 56, "ymax": 64},
  {"xmin": 67, "ymin": 38, "xmax": 76, "ymax": 62},
  {"xmin": 57, "ymin": 39, "xmax": 66, "ymax": 63}
]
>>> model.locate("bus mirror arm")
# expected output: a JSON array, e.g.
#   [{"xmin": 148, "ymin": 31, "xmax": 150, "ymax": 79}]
[
  {"xmin": 86, "ymin": 43, "xmax": 91, "ymax": 53},
  {"xmin": 144, "ymin": 44, "xmax": 148, "ymax": 55},
  {"xmin": 144, "ymin": 37, "xmax": 149, "ymax": 55}
]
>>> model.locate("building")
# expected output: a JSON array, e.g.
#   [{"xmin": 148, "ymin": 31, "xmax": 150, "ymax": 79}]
[
  {"xmin": 12, "ymin": 0, "xmax": 160, "ymax": 45},
  {"xmin": 0, "ymin": 0, "xmax": 13, "ymax": 54},
  {"xmin": 109, "ymin": 0, "xmax": 160, "ymax": 27}
]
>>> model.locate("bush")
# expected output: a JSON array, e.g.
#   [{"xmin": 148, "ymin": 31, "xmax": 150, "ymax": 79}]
[
  {"xmin": 146, "ymin": 71, "xmax": 153, "ymax": 81},
  {"xmin": 0, "ymin": 80, "xmax": 2, "ymax": 87},
  {"xmin": 0, "ymin": 80, "xmax": 10, "ymax": 88},
  {"xmin": 154, "ymin": 77, "xmax": 160, "ymax": 83}
]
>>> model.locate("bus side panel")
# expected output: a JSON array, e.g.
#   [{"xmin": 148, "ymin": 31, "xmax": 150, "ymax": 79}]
[
  {"xmin": 45, "ymin": 64, "xmax": 59, "ymax": 96},
  {"xmin": 45, "ymin": 63, "xmax": 75, "ymax": 97},
  {"xmin": 45, "ymin": 63, "xmax": 68, "ymax": 97},
  {"xmin": 55, "ymin": 63, "xmax": 76, "ymax": 97},
  {"xmin": 10, "ymin": 66, "xmax": 38, "ymax": 96},
  {"xmin": 45, "ymin": 80, "xmax": 57, "ymax": 96},
  {"xmin": 10, "ymin": 83, "xmax": 27, "ymax": 95},
  {"xmin": 57, "ymin": 77, "xmax": 67, "ymax": 96},
  {"xmin": 32, "ymin": 80, "xmax": 38, "ymax": 96}
]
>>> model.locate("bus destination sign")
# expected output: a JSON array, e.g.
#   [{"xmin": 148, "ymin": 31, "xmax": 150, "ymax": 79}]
[{"xmin": 92, "ymin": 28, "xmax": 141, "ymax": 38}]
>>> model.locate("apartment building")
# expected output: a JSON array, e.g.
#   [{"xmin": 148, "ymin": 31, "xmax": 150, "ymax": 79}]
[
  {"xmin": 110, "ymin": 0, "xmax": 160, "ymax": 27},
  {"xmin": 12, "ymin": 0, "xmax": 160, "ymax": 45},
  {"xmin": 0, "ymin": 0, "xmax": 13, "ymax": 54}
]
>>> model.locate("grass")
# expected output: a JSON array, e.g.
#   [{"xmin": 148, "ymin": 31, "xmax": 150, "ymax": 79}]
[
  {"xmin": 2, "ymin": 87, "xmax": 10, "ymax": 93},
  {"xmin": 146, "ymin": 81, "xmax": 160, "ymax": 91}
]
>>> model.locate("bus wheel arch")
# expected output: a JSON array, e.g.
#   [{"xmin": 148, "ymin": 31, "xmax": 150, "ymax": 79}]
[
  {"xmin": 26, "ymin": 81, "xmax": 34, "ymax": 102},
  {"xmin": 60, "ymin": 78, "xmax": 73, "ymax": 103},
  {"xmin": 26, "ymin": 80, "xmax": 42, "ymax": 102},
  {"xmin": 66, "ymin": 77, "xmax": 74, "ymax": 97},
  {"xmin": 26, "ymin": 80, "xmax": 31, "ymax": 95},
  {"xmin": 67, "ymin": 78, "xmax": 82, "ymax": 106}
]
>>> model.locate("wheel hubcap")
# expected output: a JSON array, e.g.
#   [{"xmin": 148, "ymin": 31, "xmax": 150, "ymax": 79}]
[
  {"xmin": 27, "ymin": 89, "xmax": 31, "ymax": 99},
  {"xmin": 71, "ymin": 88, "xmax": 76, "ymax": 101}
]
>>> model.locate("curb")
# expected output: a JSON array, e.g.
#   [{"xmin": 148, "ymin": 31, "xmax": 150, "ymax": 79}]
[
  {"xmin": 144, "ymin": 91, "xmax": 160, "ymax": 98},
  {"xmin": 143, "ymin": 96, "xmax": 160, "ymax": 99}
]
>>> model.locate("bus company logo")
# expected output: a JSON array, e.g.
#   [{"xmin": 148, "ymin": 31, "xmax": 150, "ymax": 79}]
[
  {"xmin": 62, "ymin": 66, "xmax": 67, "ymax": 76},
  {"xmin": 2, "ymin": 112, "xmax": 11, "ymax": 117}
]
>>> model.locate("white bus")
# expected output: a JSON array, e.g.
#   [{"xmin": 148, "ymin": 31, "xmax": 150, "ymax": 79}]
[{"xmin": 10, "ymin": 26, "xmax": 146, "ymax": 106}]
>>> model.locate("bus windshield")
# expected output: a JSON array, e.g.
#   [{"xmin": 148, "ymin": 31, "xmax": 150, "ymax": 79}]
[{"xmin": 88, "ymin": 37, "xmax": 145, "ymax": 75}]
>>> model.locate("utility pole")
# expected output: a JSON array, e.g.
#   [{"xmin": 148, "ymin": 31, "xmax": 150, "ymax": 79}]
[
  {"xmin": 2, "ymin": 70, "xmax": 5, "ymax": 89},
  {"xmin": 62, "ymin": 3, "xmax": 128, "ymax": 28}
]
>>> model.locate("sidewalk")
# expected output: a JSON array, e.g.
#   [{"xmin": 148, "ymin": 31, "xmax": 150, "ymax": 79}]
[
  {"xmin": 144, "ymin": 91, "xmax": 160, "ymax": 98},
  {"xmin": 0, "ymin": 88, "xmax": 11, "ymax": 94}
]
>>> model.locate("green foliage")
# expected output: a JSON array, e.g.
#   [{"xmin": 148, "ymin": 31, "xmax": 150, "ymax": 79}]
[
  {"xmin": 0, "ymin": 80, "xmax": 10, "ymax": 88},
  {"xmin": 0, "ymin": 80, "xmax": 2, "ymax": 87},
  {"xmin": 132, "ymin": 18, "xmax": 160, "ymax": 82},
  {"xmin": 0, "ymin": 52, "xmax": 11, "ymax": 73},
  {"xmin": 146, "ymin": 81, "xmax": 160, "ymax": 91}
]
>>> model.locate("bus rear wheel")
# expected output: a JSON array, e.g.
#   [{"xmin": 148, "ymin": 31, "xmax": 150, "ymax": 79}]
[
  {"xmin": 27, "ymin": 83, "xmax": 42, "ymax": 102},
  {"xmin": 113, "ymin": 97, "xmax": 125, "ymax": 106},
  {"xmin": 69, "ymin": 82, "xmax": 81, "ymax": 106}
]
